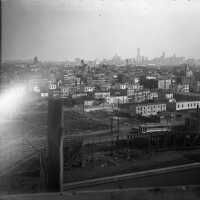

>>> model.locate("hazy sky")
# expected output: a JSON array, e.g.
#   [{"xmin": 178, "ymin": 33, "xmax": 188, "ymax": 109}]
[{"xmin": 2, "ymin": 0, "xmax": 200, "ymax": 61}]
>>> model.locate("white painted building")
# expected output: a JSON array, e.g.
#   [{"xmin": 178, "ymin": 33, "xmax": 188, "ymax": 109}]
[
  {"xmin": 120, "ymin": 84, "xmax": 128, "ymax": 90},
  {"xmin": 127, "ymin": 84, "xmax": 143, "ymax": 91},
  {"xmin": 84, "ymin": 86, "xmax": 95, "ymax": 93},
  {"xmin": 49, "ymin": 83, "xmax": 57, "ymax": 90},
  {"xmin": 41, "ymin": 93, "xmax": 48, "ymax": 97},
  {"xmin": 119, "ymin": 103, "xmax": 166, "ymax": 117},
  {"xmin": 95, "ymin": 92, "xmax": 110, "ymax": 99},
  {"xmin": 136, "ymin": 103, "xmax": 166, "ymax": 116},
  {"xmin": 167, "ymin": 101, "xmax": 200, "ymax": 111},
  {"xmin": 176, "ymin": 101, "xmax": 200, "ymax": 111},
  {"xmin": 107, "ymin": 96, "xmax": 128, "ymax": 104},
  {"xmin": 165, "ymin": 93, "xmax": 174, "ymax": 99}
]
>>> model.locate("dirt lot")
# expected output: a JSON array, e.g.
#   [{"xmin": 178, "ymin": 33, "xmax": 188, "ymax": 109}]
[
  {"xmin": 64, "ymin": 111, "xmax": 110, "ymax": 134},
  {"xmin": 1, "ymin": 107, "xmax": 200, "ymax": 194},
  {"xmin": 1, "ymin": 147, "xmax": 200, "ymax": 194},
  {"xmin": 64, "ymin": 149, "xmax": 200, "ymax": 183}
]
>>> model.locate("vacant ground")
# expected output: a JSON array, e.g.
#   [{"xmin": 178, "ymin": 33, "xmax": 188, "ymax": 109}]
[
  {"xmin": 1, "ymin": 149, "xmax": 200, "ymax": 194},
  {"xmin": 64, "ymin": 111, "xmax": 110, "ymax": 134},
  {"xmin": 64, "ymin": 149, "xmax": 200, "ymax": 183},
  {"xmin": 1, "ymin": 106, "xmax": 200, "ymax": 194}
]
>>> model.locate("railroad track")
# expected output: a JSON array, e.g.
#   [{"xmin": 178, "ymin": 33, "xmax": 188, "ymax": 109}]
[
  {"xmin": 1, "ymin": 127, "xmax": 200, "ymax": 177},
  {"xmin": 63, "ymin": 162, "xmax": 200, "ymax": 191},
  {"xmin": 0, "ymin": 136, "xmax": 46, "ymax": 176}
]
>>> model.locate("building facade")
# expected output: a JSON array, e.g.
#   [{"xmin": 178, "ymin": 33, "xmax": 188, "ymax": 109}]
[
  {"xmin": 119, "ymin": 103, "xmax": 166, "ymax": 117},
  {"xmin": 167, "ymin": 101, "xmax": 200, "ymax": 111}
]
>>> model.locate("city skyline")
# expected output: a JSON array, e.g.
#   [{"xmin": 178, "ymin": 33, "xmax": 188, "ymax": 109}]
[
  {"xmin": 2, "ymin": 50, "xmax": 198, "ymax": 64},
  {"xmin": 2, "ymin": 0, "xmax": 200, "ymax": 61}
]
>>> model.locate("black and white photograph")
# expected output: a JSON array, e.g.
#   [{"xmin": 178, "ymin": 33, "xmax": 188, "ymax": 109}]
[{"xmin": 0, "ymin": 0, "xmax": 200, "ymax": 199}]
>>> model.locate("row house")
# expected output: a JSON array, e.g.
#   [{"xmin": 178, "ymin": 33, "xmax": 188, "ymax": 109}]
[
  {"xmin": 128, "ymin": 90, "xmax": 158, "ymax": 103},
  {"xmin": 49, "ymin": 83, "xmax": 57, "ymax": 90},
  {"xmin": 114, "ymin": 83, "xmax": 143, "ymax": 91},
  {"xmin": 94, "ymin": 92, "xmax": 110, "ymax": 99},
  {"xmin": 72, "ymin": 93, "xmax": 87, "ymax": 99},
  {"xmin": 120, "ymin": 83, "xmax": 128, "ymax": 90},
  {"xmin": 107, "ymin": 96, "xmax": 128, "ymax": 105},
  {"xmin": 167, "ymin": 101, "xmax": 200, "ymax": 112},
  {"xmin": 127, "ymin": 84, "xmax": 144, "ymax": 96},
  {"xmin": 127, "ymin": 83, "xmax": 143, "ymax": 90},
  {"xmin": 119, "ymin": 102, "xmax": 166, "ymax": 117},
  {"xmin": 135, "ymin": 103, "xmax": 166, "ymax": 116}
]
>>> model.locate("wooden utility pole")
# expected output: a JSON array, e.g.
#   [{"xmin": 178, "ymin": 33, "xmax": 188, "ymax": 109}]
[{"xmin": 47, "ymin": 98, "xmax": 64, "ymax": 192}]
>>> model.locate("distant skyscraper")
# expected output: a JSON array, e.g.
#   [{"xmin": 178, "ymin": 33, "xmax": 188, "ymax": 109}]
[
  {"xmin": 112, "ymin": 54, "xmax": 122, "ymax": 65},
  {"xmin": 33, "ymin": 56, "xmax": 39, "ymax": 64},
  {"xmin": 161, "ymin": 52, "xmax": 165, "ymax": 58},
  {"xmin": 81, "ymin": 59, "xmax": 85, "ymax": 66},
  {"xmin": 125, "ymin": 59, "xmax": 129, "ymax": 66},
  {"xmin": 136, "ymin": 48, "xmax": 141, "ymax": 64}
]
